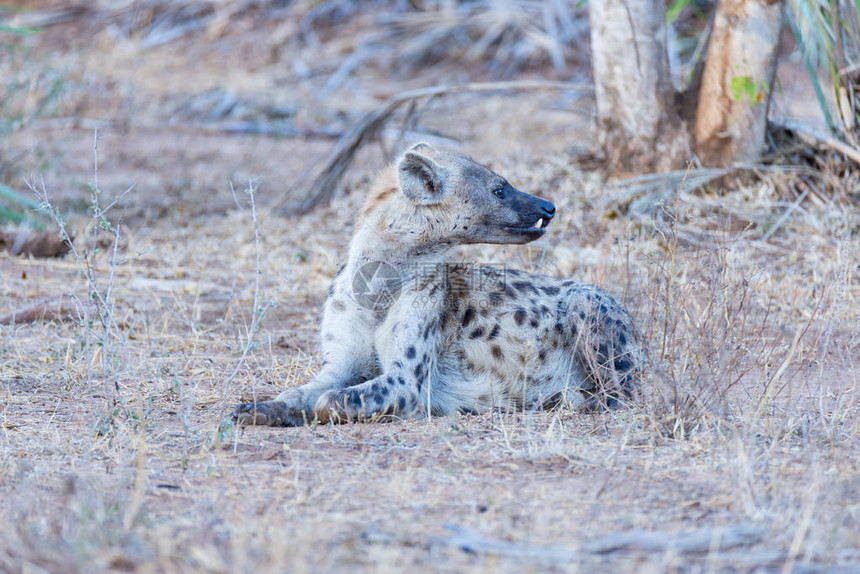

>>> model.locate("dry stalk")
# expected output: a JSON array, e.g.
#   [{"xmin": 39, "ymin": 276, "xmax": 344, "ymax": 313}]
[
  {"xmin": 30, "ymin": 130, "xmax": 130, "ymax": 424},
  {"xmin": 660, "ymin": 163, "xmax": 691, "ymax": 360},
  {"xmin": 222, "ymin": 179, "xmax": 276, "ymax": 398}
]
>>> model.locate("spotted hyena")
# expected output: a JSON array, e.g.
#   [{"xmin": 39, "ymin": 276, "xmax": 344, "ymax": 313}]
[{"xmin": 233, "ymin": 143, "xmax": 647, "ymax": 426}]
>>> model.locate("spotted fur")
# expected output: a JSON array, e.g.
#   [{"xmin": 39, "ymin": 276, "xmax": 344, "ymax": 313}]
[{"xmin": 232, "ymin": 143, "xmax": 647, "ymax": 426}]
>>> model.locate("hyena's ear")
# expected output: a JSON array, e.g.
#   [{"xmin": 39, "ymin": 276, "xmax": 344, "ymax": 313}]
[
  {"xmin": 397, "ymin": 149, "xmax": 447, "ymax": 205},
  {"xmin": 408, "ymin": 142, "xmax": 437, "ymax": 155}
]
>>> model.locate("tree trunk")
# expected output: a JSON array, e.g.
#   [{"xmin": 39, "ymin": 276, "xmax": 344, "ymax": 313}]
[
  {"xmin": 695, "ymin": 0, "xmax": 785, "ymax": 167},
  {"xmin": 588, "ymin": 0, "xmax": 690, "ymax": 172}
]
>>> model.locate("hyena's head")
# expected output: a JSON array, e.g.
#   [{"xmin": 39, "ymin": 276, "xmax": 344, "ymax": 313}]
[{"xmin": 388, "ymin": 143, "xmax": 555, "ymax": 246}]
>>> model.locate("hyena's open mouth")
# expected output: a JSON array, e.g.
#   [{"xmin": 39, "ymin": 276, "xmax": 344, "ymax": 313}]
[{"xmin": 504, "ymin": 214, "xmax": 552, "ymax": 238}]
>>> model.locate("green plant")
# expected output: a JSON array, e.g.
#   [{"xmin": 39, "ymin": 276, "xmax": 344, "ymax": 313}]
[
  {"xmin": 0, "ymin": 181, "xmax": 47, "ymax": 226},
  {"xmin": 0, "ymin": 5, "xmax": 60, "ymax": 225},
  {"xmin": 0, "ymin": 5, "xmax": 40, "ymax": 37}
]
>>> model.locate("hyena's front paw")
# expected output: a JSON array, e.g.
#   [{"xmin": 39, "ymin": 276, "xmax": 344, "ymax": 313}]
[
  {"xmin": 232, "ymin": 400, "xmax": 307, "ymax": 427},
  {"xmin": 313, "ymin": 387, "xmax": 394, "ymax": 424}
]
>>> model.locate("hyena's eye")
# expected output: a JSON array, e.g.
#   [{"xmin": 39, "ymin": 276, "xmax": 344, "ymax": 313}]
[{"xmin": 493, "ymin": 187, "xmax": 506, "ymax": 199}]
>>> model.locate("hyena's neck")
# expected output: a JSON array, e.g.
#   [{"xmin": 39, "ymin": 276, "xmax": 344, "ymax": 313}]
[{"xmin": 347, "ymin": 220, "xmax": 454, "ymax": 272}]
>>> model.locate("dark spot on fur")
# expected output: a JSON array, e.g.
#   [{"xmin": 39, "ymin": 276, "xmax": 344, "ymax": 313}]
[
  {"xmin": 394, "ymin": 361, "xmax": 403, "ymax": 369},
  {"xmin": 406, "ymin": 346, "xmax": 416, "ymax": 360},
  {"xmin": 538, "ymin": 349, "xmax": 547, "ymax": 361},
  {"xmin": 513, "ymin": 308, "xmax": 526, "ymax": 325},
  {"xmin": 414, "ymin": 363, "xmax": 425, "ymax": 381},
  {"xmin": 598, "ymin": 344, "xmax": 610, "ymax": 360},
  {"xmin": 489, "ymin": 292, "xmax": 504, "ymax": 307},
  {"xmin": 398, "ymin": 376, "xmax": 406, "ymax": 385},
  {"xmin": 530, "ymin": 319, "xmax": 539, "ymax": 328},
  {"xmin": 324, "ymin": 332, "xmax": 335, "ymax": 341},
  {"xmin": 331, "ymin": 300, "xmax": 347, "ymax": 312},
  {"xmin": 541, "ymin": 285, "xmax": 560, "ymax": 295},
  {"xmin": 488, "ymin": 324, "xmax": 500, "ymax": 340},
  {"xmin": 387, "ymin": 376, "xmax": 395, "ymax": 386},
  {"xmin": 615, "ymin": 357, "xmax": 633, "ymax": 372},
  {"xmin": 470, "ymin": 327, "xmax": 485, "ymax": 339},
  {"xmin": 513, "ymin": 281, "xmax": 537, "ymax": 294},
  {"xmin": 619, "ymin": 332, "xmax": 627, "ymax": 345},
  {"xmin": 397, "ymin": 396, "xmax": 407, "ymax": 411},
  {"xmin": 578, "ymin": 311, "xmax": 586, "ymax": 320},
  {"xmin": 347, "ymin": 390, "xmax": 363, "ymax": 407},
  {"xmin": 491, "ymin": 345, "xmax": 503, "ymax": 360},
  {"xmin": 462, "ymin": 306, "xmax": 476, "ymax": 327}
]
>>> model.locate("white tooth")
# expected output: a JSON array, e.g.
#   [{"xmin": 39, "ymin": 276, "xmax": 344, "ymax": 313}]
[{"xmin": 535, "ymin": 218, "xmax": 543, "ymax": 229}]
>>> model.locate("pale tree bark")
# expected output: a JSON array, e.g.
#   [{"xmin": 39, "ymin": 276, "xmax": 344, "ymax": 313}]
[
  {"xmin": 588, "ymin": 0, "xmax": 691, "ymax": 172},
  {"xmin": 695, "ymin": 0, "xmax": 785, "ymax": 167}
]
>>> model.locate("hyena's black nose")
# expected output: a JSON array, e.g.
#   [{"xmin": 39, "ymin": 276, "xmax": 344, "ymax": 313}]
[{"xmin": 539, "ymin": 200, "xmax": 556, "ymax": 220}]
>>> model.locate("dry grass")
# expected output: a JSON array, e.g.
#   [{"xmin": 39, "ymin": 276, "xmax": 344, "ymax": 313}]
[
  {"xmin": 2, "ymin": 141, "xmax": 858, "ymax": 571},
  {"xmin": 1, "ymin": 2, "xmax": 859, "ymax": 572}
]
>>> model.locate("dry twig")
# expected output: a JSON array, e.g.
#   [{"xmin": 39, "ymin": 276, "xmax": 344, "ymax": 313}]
[{"xmin": 777, "ymin": 120, "xmax": 860, "ymax": 165}]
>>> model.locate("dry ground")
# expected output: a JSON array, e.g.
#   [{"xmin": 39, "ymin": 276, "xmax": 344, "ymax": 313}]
[{"xmin": 1, "ymin": 2, "xmax": 859, "ymax": 572}]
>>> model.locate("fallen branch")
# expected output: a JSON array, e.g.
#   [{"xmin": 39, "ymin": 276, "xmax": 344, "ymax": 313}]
[
  {"xmin": 582, "ymin": 524, "xmax": 767, "ymax": 554},
  {"xmin": 441, "ymin": 524, "xmax": 577, "ymax": 561},
  {"xmin": 777, "ymin": 120, "xmax": 860, "ymax": 165},
  {"xmin": 298, "ymin": 80, "xmax": 593, "ymax": 213},
  {"xmin": 0, "ymin": 230, "xmax": 72, "ymax": 258},
  {"xmin": 0, "ymin": 7, "xmax": 89, "ymax": 29},
  {"xmin": 0, "ymin": 295, "xmax": 77, "ymax": 325},
  {"xmin": 188, "ymin": 121, "xmax": 342, "ymax": 139},
  {"xmin": 604, "ymin": 167, "xmax": 734, "ymax": 215},
  {"xmin": 26, "ymin": 118, "xmax": 341, "ymax": 139},
  {"xmin": 439, "ymin": 523, "xmax": 767, "ymax": 562}
]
